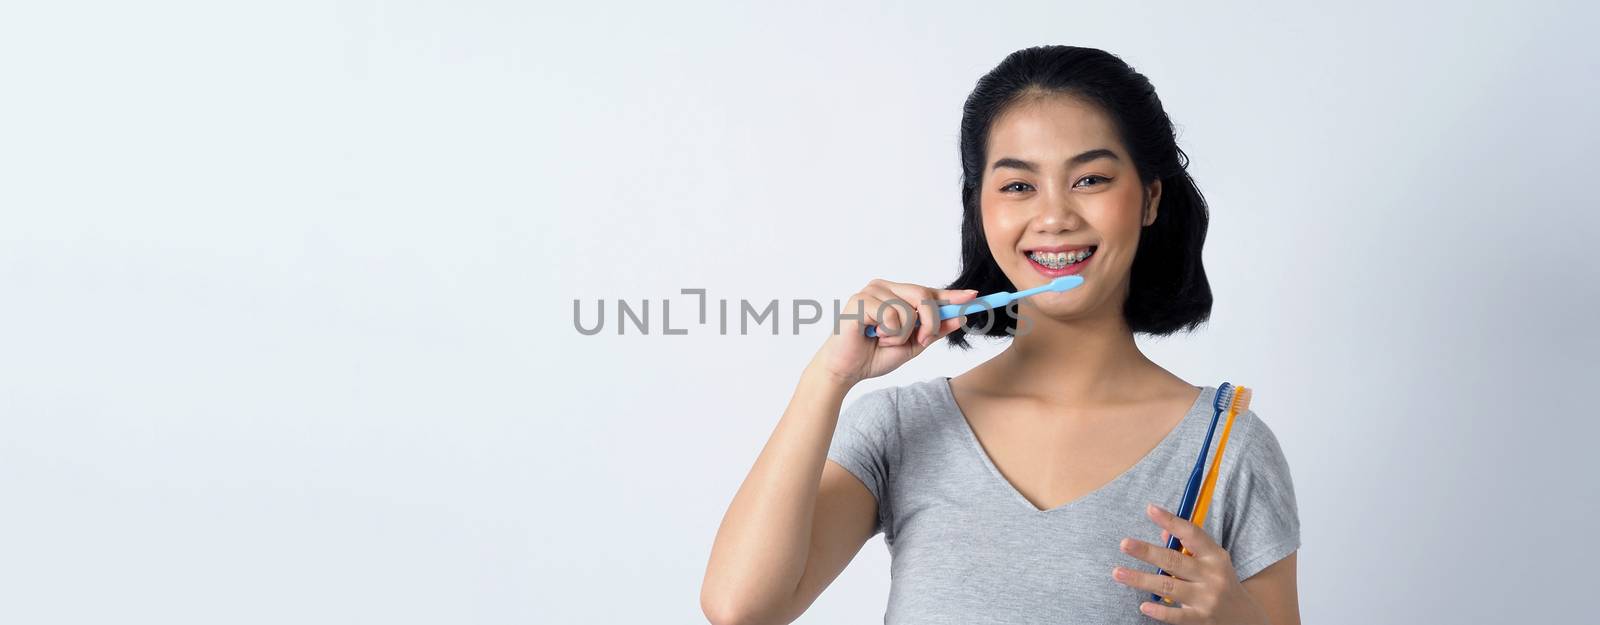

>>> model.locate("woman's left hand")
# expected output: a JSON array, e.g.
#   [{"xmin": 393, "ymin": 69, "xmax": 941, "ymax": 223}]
[{"xmin": 1110, "ymin": 503, "xmax": 1270, "ymax": 624}]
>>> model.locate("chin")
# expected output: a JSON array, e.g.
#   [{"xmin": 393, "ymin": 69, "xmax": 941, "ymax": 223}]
[{"xmin": 1011, "ymin": 285, "xmax": 1088, "ymax": 321}]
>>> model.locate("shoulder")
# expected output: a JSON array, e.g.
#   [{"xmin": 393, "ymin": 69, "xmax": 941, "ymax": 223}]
[
  {"xmin": 833, "ymin": 384, "xmax": 899, "ymax": 445},
  {"xmin": 1213, "ymin": 406, "xmax": 1297, "ymax": 496},
  {"xmin": 1227, "ymin": 408, "xmax": 1289, "ymax": 465},
  {"xmin": 837, "ymin": 377, "xmax": 954, "ymax": 435},
  {"xmin": 841, "ymin": 377, "xmax": 948, "ymax": 417},
  {"xmin": 1207, "ymin": 405, "xmax": 1302, "ymax": 578},
  {"xmin": 840, "ymin": 383, "xmax": 899, "ymax": 420}
]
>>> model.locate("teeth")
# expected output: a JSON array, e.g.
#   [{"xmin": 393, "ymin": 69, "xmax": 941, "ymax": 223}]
[{"xmin": 1029, "ymin": 247, "xmax": 1093, "ymax": 269}]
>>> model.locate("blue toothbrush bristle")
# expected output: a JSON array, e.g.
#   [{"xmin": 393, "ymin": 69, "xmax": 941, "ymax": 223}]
[{"xmin": 1212, "ymin": 382, "xmax": 1235, "ymax": 414}]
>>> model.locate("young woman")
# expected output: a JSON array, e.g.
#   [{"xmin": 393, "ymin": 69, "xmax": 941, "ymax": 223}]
[{"xmin": 702, "ymin": 46, "xmax": 1300, "ymax": 625}]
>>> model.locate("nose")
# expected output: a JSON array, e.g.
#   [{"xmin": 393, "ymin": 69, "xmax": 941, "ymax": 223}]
[{"xmin": 1033, "ymin": 190, "xmax": 1083, "ymax": 234}]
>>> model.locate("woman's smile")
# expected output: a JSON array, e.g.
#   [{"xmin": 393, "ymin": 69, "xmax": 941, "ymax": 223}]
[{"xmin": 1023, "ymin": 244, "xmax": 1098, "ymax": 278}]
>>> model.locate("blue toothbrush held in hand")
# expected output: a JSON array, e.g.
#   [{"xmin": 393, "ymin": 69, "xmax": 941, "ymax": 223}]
[
  {"xmin": 1150, "ymin": 382, "xmax": 1235, "ymax": 603},
  {"xmin": 863, "ymin": 276, "xmax": 1085, "ymax": 338}
]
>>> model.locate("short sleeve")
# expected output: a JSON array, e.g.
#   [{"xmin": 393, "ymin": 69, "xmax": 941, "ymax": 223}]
[
  {"xmin": 1209, "ymin": 410, "xmax": 1301, "ymax": 581},
  {"xmin": 825, "ymin": 386, "xmax": 900, "ymax": 540}
]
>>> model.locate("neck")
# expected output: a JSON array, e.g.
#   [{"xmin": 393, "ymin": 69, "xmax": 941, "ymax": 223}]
[{"xmin": 988, "ymin": 305, "xmax": 1155, "ymax": 406}]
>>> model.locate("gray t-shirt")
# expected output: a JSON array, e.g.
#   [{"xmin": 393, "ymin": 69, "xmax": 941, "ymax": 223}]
[{"xmin": 826, "ymin": 377, "xmax": 1300, "ymax": 624}]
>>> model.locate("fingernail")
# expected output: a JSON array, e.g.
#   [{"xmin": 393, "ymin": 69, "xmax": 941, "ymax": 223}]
[
  {"xmin": 1119, "ymin": 538, "xmax": 1132, "ymax": 552},
  {"xmin": 1113, "ymin": 568, "xmax": 1127, "ymax": 580}
]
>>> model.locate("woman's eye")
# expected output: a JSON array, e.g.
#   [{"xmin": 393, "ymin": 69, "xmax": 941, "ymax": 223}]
[{"xmin": 1002, "ymin": 177, "xmax": 1109, "ymax": 193}]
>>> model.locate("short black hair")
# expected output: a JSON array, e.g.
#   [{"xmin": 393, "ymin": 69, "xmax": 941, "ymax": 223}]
[{"xmin": 945, "ymin": 45, "xmax": 1213, "ymax": 349}]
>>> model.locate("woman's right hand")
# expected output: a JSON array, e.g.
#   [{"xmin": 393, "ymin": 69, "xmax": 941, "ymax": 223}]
[{"xmin": 811, "ymin": 279, "xmax": 980, "ymax": 386}]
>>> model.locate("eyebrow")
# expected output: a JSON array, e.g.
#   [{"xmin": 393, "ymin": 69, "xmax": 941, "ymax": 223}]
[{"xmin": 990, "ymin": 148, "xmax": 1120, "ymax": 173}]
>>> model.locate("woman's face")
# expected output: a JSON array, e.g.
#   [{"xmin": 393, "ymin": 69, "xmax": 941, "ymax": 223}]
[{"xmin": 979, "ymin": 93, "xmax": 1160, "ymax": 324}]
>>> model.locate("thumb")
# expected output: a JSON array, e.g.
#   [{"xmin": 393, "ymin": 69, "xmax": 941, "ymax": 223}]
[{"xmin": 936, "ymin": 288, "xmax": 980, "ymax": 303}]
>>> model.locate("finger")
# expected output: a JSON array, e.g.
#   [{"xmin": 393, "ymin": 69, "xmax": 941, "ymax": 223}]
[
  {"xmin": 935, "ymin": 288, "xmax": 980, "ymax": 303},
  {"xmin": 878, "ymin": 289, "xmax": 920, "ymax": 346},
  {"xmin": 840, "ymin": 293, "xmax": 873, "ymax": 335},
  {"xmin": 1138, "ymin": 600, "xmax": 1194, "ymax": 624},
  {"xmin": 935, "ymin": 290, "xmax": 979, "ymax": 326},
  {"xmin": 913, "ymin": 289, "xmax": 939, "ymax": 346},
  {"xmin": 858, "ymin": 295, "xmax": 898, "ymax": 344},
  {"xmin": 1146, "ymin": 503, "xmax": 1220, "ymax": 559},
  {"xmin": 930, "ymin": 290, "xmax": 979, "ymax": 338},
  {"xmin": 884, "ymin": 285, "xmax": 935, "ymax": 347},
  {"xmin": 866, "ymin": 291, "xmax": 913, "ymax": 346},
  {"xmin": 1111, "ymin": 566, "xmax": 1195, "ymax": 604},
  {"xmin": 941, "ymin": 289, "xmax": 985, "ymax": 318},
  {"xmin": 921, "ymin": 289, "xmax": 953, "ymax": 346},
  {"xmin": 888, "ymin": 295, "xmax": 919, "ymax": 346},
  {"xmin": 935, "ymin": 315, "xmax": 965, "ymax": 338},
  {"xmin": 879, "ymin": 284, "xmax": 939, "ymax": 347},
  {"xmin": 1119, "ymin": 537, "xmax": 1200, "ymax": 580},
  {"xmin": 864, "ymin": 284, "xmax": 915, "ymax": 345}
]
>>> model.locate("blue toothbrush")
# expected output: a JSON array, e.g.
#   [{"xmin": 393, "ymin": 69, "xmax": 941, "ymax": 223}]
[
  {"xmin": 1152, "ymin": 382, "xmax": 1235, "ymax": 603},
  {"xmin": 863, "ymin": 276, "xmax": 1084, "ymax": 338}
]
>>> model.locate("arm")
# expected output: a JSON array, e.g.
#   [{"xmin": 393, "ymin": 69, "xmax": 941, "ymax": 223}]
[
  {"xmin": 700, "ymin": 280, "xmax": 977, "ymax": 625},
  {"xmin": 699, "ymin": 362, "xmax": 879, "ymax": 625},
  {"xmin": 1241, "ymin": 551, "xmax": 1299, "ymax": 625}
]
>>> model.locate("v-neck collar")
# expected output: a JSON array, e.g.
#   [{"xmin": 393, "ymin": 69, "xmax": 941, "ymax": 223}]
[{"xmin": 935, "ymin": 376, "xmax": 1212, "ymax": 514}]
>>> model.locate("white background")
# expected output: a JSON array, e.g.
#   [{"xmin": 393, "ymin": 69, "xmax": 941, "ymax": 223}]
[{"xmin": 2, "ymin": 1, "xmax": 1597, "ymax": 623}]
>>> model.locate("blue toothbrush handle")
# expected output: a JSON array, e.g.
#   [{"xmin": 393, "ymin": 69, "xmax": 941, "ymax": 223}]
[
  {"xmin": 862, "ymin": 294, "xmax": 1011, "ymax": 337},
  {"xmin": 1150, "ymin": 382, "xmax": 1232, "ymax": 604},
  {"xmin": 1151, "ymin": 443, "xmax": 1210, "ymax": 601},
  {"xmin": 1150, "ymin": 534, "xmax": 1191, "ymax": 603}
]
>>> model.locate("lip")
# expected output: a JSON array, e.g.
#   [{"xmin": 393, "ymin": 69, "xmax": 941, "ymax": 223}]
[
  {"xmin": 1024, "ymin": 246, "xmax": 1096, "ymax": 277},
  {"xmin": 1022, "ymin": 244, "xmax": 1097, "ymax": 254}
]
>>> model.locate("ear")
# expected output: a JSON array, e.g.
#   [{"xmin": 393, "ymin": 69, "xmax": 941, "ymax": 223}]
[{"xmin": 1142, "ymin": 179, "xmax": 1163, "ymax": 227}]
